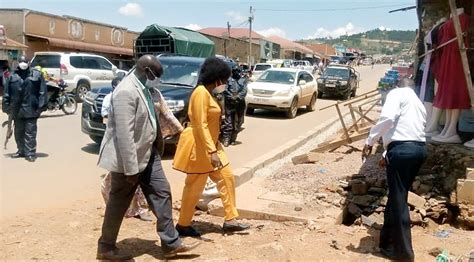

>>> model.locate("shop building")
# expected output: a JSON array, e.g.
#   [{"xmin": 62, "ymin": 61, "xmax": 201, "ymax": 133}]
[{"xmin": 0, "ymin": 9, "xmax": 139, "ymax": 69}]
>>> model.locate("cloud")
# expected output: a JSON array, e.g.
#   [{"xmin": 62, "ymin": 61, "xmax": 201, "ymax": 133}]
[
  {"xmin": 183, "ymin": 24, "xmax": 202, "ymax": 31},
  {"xmin": 257, "ymin": 27, "xmax": 287, "ymax": 38},
  {"xmin": 306, "ymin": 23, "xmax": 364, "ymax": 39},
  {"xmin": 225, "ymin": 11, "xmax": 247, "ymax": 23},
  {"xmin": 118, "ymin": 3, "xmax": 143, "ymax": 17},
  {"xmin": 378, "ymin": 26, "xmax": 392, "ymax": 31}
]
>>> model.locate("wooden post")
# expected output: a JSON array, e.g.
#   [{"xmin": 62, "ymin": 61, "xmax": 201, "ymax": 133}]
[
  {"xmin": 448, "ymin": 0, "xmax": 473, "ymax": 106},
  {"xmin": 335, "ymin": 103, "xmax": 351, "ymax": 142}
]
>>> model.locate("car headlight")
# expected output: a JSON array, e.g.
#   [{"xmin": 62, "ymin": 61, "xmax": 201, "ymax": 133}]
[
  {"xmin": 339, "ymin": 81, "xmax": 348, "ymax": 85},
  {"xmin": 277, "ymin": 89, "xmax": 291, "ymax": 96},
  {"xmin": 84, "ymin": 91, "xmax": 99, "ymax": 103},
  {"xmin": 317, "ymin": 78, "xmax": 324, "ymax": 84},
  {"xmin": 165, "ymin": 99, "xmax": 185, "ymax": 113}
]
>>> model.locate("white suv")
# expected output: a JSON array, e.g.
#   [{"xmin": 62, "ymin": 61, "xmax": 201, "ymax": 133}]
[{"xmin": 31, "ymin": 52, "xmax": 124, "ymax": 101}]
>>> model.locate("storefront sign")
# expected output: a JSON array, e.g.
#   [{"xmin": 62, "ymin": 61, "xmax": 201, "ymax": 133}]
[
  {"xmin": 0, "ymin": 25, "xmax": 6, "ymax": 43},
  {"xmin": 111, "ymin": 28, "xmax": 124, "ymax": 46},
  {"xmin": 49, "ymin": 19, "xmax": 56, "ymax": 35},
  {"xmin": 69, "ymin": 20, "xmax": 84, "ymax": 40}
]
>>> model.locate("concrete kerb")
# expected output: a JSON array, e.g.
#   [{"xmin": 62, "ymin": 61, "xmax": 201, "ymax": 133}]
[{"xmin": 233, "ymin": 112, "xmax": 352, "ymax": 187}]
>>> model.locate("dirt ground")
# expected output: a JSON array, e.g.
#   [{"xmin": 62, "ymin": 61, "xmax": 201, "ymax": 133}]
[{"xmin": 1, "ymin": 140, "xmax": 473, "ymax": 261}]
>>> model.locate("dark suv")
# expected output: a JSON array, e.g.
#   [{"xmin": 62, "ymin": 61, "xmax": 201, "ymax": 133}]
[
  {"xmin": 317, "ymin": 65, "xmax": 359, "ymax": 100},
  {"xmin": 81, "ymin": 56, "xmax": 205, "ymax": 145}
]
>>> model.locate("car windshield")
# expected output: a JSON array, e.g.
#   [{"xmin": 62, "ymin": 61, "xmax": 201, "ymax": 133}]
[
  {"xmin": 31, "ymin": 55, "xmax": 61, "ymax": 68},
  {"xmin": 254, "ymin": 64, "xmax": 271, "ymax": 71},
  {"xmin": 159, "ymin": 60, "xmax": 201, "ymax": 87},
  {"xmin": 323, "ymin": 67, "xmax": 350, "ymax": 78},
  {"xmin": 256, "ymin": 70, "xmax": 295, "ymax": 84}
]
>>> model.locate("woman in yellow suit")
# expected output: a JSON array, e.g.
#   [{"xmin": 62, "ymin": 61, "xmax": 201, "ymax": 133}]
[{"xmin": 173, "ymin": 57, "xmax": 250, "ymax": 237}]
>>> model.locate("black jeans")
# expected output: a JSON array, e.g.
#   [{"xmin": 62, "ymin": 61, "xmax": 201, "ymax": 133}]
[
  {"xmin": 98, "ymin": 152, "xmax": 181, "ymax": 253},
  {"xmin": 221, "ymin": 99, "xmax": 246, "ymax": 142},
  {"xmin": 14, "ymin": 117, "xmax": 38, "ymax": 157},
  {"xmin": 380, "ymin": 141, "xmax": 427, "ymax": 259}
]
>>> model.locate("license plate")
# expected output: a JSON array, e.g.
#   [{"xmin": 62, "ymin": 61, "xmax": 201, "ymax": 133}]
[
  {"xmin": 255, "ymin": 98, "xmax": 269, "ymax": 103},
  {"xmin": 326, "ymin": 83, "xmax": 336, "ymax": 87}
]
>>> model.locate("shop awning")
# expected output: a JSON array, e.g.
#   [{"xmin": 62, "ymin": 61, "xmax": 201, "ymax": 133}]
[
  {"xmin": 26, "ymin": 34, "xmax": 133, "ymax": 56},
  {"xmin": 1, "ymin": 37, "xmax": 28, "ymax": 50}
]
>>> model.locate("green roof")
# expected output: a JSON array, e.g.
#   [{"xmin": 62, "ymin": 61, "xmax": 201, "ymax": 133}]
[{"xmin": 137, "ymin": 24, "xmax": 215, "ymax": 58}]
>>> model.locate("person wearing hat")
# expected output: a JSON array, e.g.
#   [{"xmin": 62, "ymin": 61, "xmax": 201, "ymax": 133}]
[{"xmin": 2, "ymin": 56, "xmax": 47, "ymax": 162}]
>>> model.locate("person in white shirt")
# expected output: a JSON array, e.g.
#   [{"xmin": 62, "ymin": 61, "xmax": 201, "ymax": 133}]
[
  {"xmin": 101, "ymin": 76, "xmax": 123, "ymax": 118},
  {"xmin": 362, "ymin": 78, "xmax": 427, "ymax": 261}
]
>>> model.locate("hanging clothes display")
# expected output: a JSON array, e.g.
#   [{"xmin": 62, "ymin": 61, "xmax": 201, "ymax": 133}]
[
  {"xmin": 419, "ymin": 21, "xmax": 444, "ymax": 102},
  {"xmin": 432, "ymin": 13, "xmax": 471, "ymax": 109}
]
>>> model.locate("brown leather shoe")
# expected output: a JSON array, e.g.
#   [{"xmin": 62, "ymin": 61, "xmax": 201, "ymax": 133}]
[
  {"xmin": 164, "ymin": 241, "xmax": 201, "ymax": 258},
  {"xmin": 96, "ymin": 247, "xmax": 133, "ymax": 260}
]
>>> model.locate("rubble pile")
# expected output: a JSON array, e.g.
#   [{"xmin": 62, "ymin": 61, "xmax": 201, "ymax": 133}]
[{"xmin": 341, "ymin": 144, "xmax": 474, "ymax": 229}]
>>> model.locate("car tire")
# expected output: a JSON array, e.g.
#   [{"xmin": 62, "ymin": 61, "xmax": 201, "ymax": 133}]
[
  {"xmin": 246, "ymin": 108, "xmax": 255, "ymax": 115},
  {"xmin": 342, "ymin": 91, "xmax": 351, "ymax": 100},
  {"xmin": 317, "ymin": 91, "xmax": 323, "ymax": 99},
  {"xmin": 306, "ymin": 93, "xmax": 317, "ymax": 112},
  {"xmin": 76, "ymin": 81, "xmax": 90, "ymax": 102},
  {"xmin": 90, "ymin": 135, "xmax": 103, "ymax": 145},
  {"xmin": 351, "ymin": 88, "xmax": 357, "ymax": 98},
  {"xmin": 286, "ymin": 97, "xmax": 298, "ymax": 119}
]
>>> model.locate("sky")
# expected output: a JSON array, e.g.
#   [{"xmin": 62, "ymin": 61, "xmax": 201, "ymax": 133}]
[{"xmin": 1, "ymin": 0, "xmax": 418, "ymax": 40}]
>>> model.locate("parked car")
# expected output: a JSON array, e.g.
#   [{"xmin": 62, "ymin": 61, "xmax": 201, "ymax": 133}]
[
  {"xmin": 81, "ymin": 56, "xmax": 205, "ymax": 145},
  {"xmin": 30, "ymin": 52, "xmax": 126, "ymax": 102},
  {"xmin": 317, "ymin": 65, "xmax": 359, "ymax": 100},
  {"xmin": 251, "ymin": 63, "xmax": 274, "ymax": 81},
  {"xmin": 246, "ymin": 68, "xmax": 318, "ymax": 119},
  {"xmin": 291, "ymin": 60, "xmax": 314, "ymax": 73}
]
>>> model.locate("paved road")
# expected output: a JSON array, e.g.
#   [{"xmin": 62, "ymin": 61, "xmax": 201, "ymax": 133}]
[{"xmin": 0, "ymin": 65, "xmax": 389, "ymax": 219}]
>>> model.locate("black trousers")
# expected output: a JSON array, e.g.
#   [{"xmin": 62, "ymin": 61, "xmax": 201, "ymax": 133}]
[
  {"xmin": 221, "ymin": 100, "xmax": 246, "ymax": 142},
  {"xmin": 98, "ymin": 152, "xmax": 181, "ymax": 253},
  {"xmin": 380, "ymin": 141, "xmax": 427, "ymax": 259},
  {"xmin": 14, "ymin": 117, "xmax": 38, "ymax": 157}
]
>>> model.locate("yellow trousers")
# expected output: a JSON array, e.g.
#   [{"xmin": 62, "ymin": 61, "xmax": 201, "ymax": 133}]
[{"xmin": 178, "ymin": 165, "xmax": 239, "ymax": 226}]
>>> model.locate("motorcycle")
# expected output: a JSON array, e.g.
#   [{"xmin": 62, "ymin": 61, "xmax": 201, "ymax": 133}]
[{"xmin": 46, "ymin": 80, "xmax": 77, "ymax": 115}]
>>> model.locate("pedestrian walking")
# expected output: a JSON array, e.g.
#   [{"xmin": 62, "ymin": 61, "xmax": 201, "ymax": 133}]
[
  {"xmin": 173, "ymin": 57, "xmax": 250, "ymax": 237},
  {"xmin": 2, "ymin": 56, "xmax": 47, "ymax": 162},
  {"xmin": 220, "ymin": 66, "xmax": 247, "ymax": 147},
  {"xmin": 362, "ymin": 78, "xmax": 426, "ymax": 261},
  {"xmin": 100, "ymin": 73, "xmax": 152, "ymax": 222},
  {"xmin": 96, "ymin": 55, "xmax": 199, "ymax": 260}
]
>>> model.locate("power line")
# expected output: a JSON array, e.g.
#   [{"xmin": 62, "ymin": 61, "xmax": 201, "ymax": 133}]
[{"xmin": 257, "ymin": 4, "xmax": 413, "ymax": 12}]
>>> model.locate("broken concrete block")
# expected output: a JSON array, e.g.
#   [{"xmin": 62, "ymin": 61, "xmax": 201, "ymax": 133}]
[
  {"xmin": 410, "ymin": 210, "xmax": 423, "ymax": 225},
  {"xmin": 351, "ymin": 182, "xmax": 369, "ymax": 195},
  {"xmin": 352, "ymin": 195, "xmax": 377, "ymax": 206},
  {"xmin": 368, "ymin": 187, "xmax": 386, "ymax": 195},
  {"xmin": 466, "ymin": 168, "xmax": 474, "ymax": 180},
  {"xmin": 361, "ymin": 214, "xmax": 383, "ymax": 229},
  {"xmin": 291, "ymin": 152, "xmax": 321, "ymax": 165},
  {"xmin": 408, "ymin": 191, "xmax": 426, "ymax": 209},
  {"xmin": 347, "ymin": 202, "xmax": 362, "ymax": 216},
  {"xmin": 457, "ymin": 179, "xmax": 474, "ymax": 205}
]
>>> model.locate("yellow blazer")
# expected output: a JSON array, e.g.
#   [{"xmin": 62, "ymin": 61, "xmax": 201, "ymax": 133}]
[{"xmin": 173, "ymin": 85, "xmax": 229, "ymax": 174}]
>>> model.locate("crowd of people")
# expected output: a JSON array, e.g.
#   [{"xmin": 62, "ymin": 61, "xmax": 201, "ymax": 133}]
[{"xmin": 2, "ymin": 53, "xmax": 427, "ymax": 261}]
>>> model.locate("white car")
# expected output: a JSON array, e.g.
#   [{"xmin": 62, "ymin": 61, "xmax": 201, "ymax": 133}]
[
  {"xmin": 292, "ymin": 60, "xmax": 314, "ymax": 73},
  {"xmin": 31, "ymin": 52, "xmax": 126, "ymax": 101},
  {"xmin": 246, "ymin": 68, "xmax": 318, "ymax": 118},
  {"xmin": 251, "ymin": 63, "xmax": 274, "ymax": 81}
]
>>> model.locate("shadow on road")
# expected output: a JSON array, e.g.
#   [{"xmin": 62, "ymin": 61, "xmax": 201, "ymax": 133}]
[
  {"xmin": 39, "ymin": 113, "xmax": 76, "ymax": 119},
  {"xmin": 246, "ymin": 108, "xmax": 309, "ymax": 120},
  {"xmin": 82, "ymin": 143, "xmax": 100, "ymax": 155},
  {"xmin": 3, "ymin": 152, "xmax": 49, "ymax": 158},
  {"xmin": 116, "ymin": 237, "xmax": 200, "ymax": 260}
]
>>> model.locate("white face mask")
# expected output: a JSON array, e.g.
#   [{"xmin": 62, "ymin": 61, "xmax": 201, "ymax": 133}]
[
  {"xmin": 214, "ymin": 84, "xmax": 226, "ymax": 94},
  {"xmin": 19, "ymin": 62, "xmax": 29, "ymax": 70},
  {"xmin": 145, "ymin": 77, "xmax": 160, "ymax": 89}
]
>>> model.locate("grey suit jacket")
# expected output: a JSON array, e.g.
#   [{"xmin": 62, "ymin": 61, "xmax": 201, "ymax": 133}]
[{"xmin": 98, "ymin": 74, "xmax": 160, "ymax": 176}]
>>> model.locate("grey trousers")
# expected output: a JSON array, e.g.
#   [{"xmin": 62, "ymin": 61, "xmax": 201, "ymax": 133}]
[{"xmin": 98, "ymin": 152, "xmax": 182, "ymax": 253}]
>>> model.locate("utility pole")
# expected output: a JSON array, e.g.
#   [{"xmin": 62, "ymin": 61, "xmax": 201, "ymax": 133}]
[
  {"xmin": 224, "ymin": 21, "xmax": 230, "ymax": 58},
  {"xmin": 248, "ymin": 6, "xmax": 254, "ymax": 68}
]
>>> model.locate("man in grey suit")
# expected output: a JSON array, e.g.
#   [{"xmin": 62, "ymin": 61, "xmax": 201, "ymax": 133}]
[{"xmin": 96, "ymin": 55, "xmax": 199, "ymax": 260}]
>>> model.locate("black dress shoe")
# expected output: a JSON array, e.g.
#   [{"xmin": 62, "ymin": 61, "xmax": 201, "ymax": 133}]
[
  {"xmin": 96, "ymin": 247, "xmax": 133, "ymax": 260},
  {"xmin": 223, "ymin": 220, "xmax": 250, "ymax": 232},
  {"xmin": 176, "ymin": 224, "xmax": 201, "ymax": 237},
  {"xmin": 11, "ymin": 152, "xmax": 25, "ymax": 158},
  {"xmin": 380, "ymin": 247, "xmax": 414, "ymax": 262},
  {"xmin": 25, "ymin": 156, "xmax": 36, "ymax": 162},
  {"xmin": 164, "ymin": 241, "xmax": 201, "ymax": 258}
]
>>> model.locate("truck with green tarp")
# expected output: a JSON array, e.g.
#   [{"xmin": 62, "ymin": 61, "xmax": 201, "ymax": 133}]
[{"xmin": 134, "ymin": 24, "xmax": 215, "ymax": 58}]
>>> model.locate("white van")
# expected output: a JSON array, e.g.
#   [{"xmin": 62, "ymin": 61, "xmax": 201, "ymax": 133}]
[{"xmin": 31, "ymin": 52, "xmax": 125, "ymax": 101}]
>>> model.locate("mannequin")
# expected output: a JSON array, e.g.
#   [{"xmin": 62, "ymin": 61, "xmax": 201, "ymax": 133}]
[{"xmin": 429, "ymin": 8, "xmax": 470, "ymax": 144}]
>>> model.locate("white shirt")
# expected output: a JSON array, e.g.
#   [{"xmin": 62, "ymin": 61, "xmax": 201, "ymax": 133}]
[
  {"xmin": 101, "ymin": 93, "xmax": 112, "ymax": 117},
  {"xmin": 366, "ymin": 87, "xmax": 426, "ymax": 149}
]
